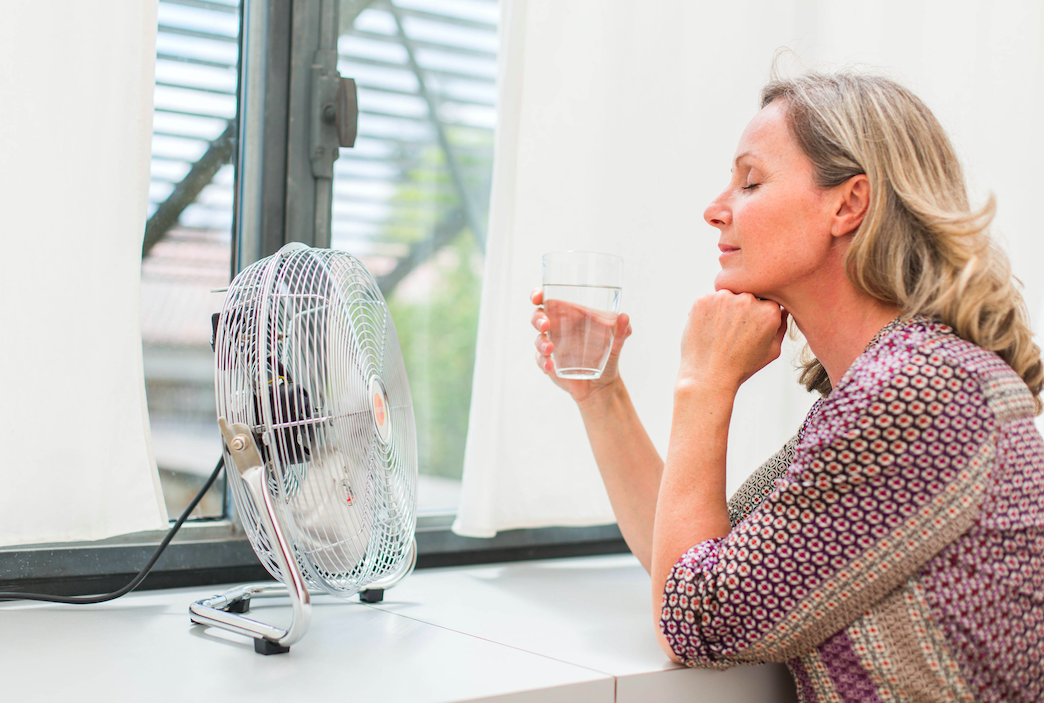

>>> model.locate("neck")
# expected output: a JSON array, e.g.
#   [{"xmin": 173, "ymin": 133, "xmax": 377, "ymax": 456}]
[{"xmin": 774, "ymin": 272, "xmax": 901, "ymax": 389}]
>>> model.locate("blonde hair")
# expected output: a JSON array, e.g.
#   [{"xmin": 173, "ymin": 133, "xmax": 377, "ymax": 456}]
[{"xmin": 760, "ymin": 70, "xmax": 1042, "ymax": 413}]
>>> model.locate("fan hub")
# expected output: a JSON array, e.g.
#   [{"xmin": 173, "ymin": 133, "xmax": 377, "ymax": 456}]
[{"xmin": 369, "ymin": 375, "xmax": 392, "ymax": 444}]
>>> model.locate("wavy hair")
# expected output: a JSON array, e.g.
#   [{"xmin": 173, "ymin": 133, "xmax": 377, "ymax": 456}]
[{"xmin": 760, "ymin": 70, "xmax": 1043, "ymax": 413}]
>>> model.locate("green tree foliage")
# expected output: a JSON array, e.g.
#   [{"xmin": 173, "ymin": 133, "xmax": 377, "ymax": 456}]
[
  {"xmin": 388, "ymin": 232, "xmax": 482, "ymax": 479},
  {"xmin": 379, "ymin": 125, "xmax": 491, "ymax": 481}
]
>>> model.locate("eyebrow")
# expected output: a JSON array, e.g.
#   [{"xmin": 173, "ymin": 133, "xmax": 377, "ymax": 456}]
[{"xmin": 729, "ymin": 151, "xmax": 759, "ymax": 175}]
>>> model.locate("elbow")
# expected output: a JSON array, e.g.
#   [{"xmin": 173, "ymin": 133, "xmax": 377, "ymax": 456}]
[
  {"xmin": 656, "ymin": 615, "xmax": 738, "ymax": 669},
  {"xmin": 652, "ymin": 551, "xmax": 693, "ymax": 665},
  {"xmin": 655, "ymin": 581, "xmax": 741, "ymax": 670},
  {"xmin": 653, "ymin": 537, "xmax": 743, "ymax": 669},
  {"xmin": 652, "ymin": 570, "xmax": 683, "ymax": 663},
  {"xmin": 656, "ymin": 625, "xmax": 684, "ymax": 664}
]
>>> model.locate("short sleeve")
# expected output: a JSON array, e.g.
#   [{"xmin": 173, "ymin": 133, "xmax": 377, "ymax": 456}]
[{"xmin": 659, "ymin": 342, "xmax": 998, "ymax": 668}]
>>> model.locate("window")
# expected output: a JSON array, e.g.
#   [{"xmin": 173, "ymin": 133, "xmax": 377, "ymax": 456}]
[
  {"xmin": 332, "ymin": 0, "xmax": 498, "ymax": 512},
  {"xmin": 0, "ymin": 0, "xmax": 625, "ymax": 597},
  {"xmin": 147, "ymin": 0, "xmax": 498, "ymax": 516},
  {"xmin": 144, "ymin": 0, "xmax": 241, "ymax": 520}
]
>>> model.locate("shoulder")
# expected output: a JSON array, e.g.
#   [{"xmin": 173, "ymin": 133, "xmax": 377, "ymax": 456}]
[
  {"xmin": 802, "ymin": 317, "xmax": 1034, "ymax": 449},
  {"xmin": 869, "ymin": 317, "xmax": 1034, "ymax": 424}
]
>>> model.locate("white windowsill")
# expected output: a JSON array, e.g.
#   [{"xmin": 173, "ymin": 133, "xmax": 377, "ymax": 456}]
[{"xmin": 1, "ymin": 554, "xmax": 797, "ymax": 703}]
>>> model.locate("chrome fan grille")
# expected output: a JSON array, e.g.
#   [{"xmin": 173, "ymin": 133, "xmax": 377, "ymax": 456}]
[{"xmin": 214, "ymin": 244, "xmax": 417, "ymax": 596}]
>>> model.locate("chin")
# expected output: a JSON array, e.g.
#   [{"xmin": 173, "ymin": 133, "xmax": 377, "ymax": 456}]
[
  {"xmin": 714, "ymin": 270, "xmax": 756, "ymax": 295},
  {"xmin": 713, "ymin": 273, "xmax": 777, "ymax": 302}
]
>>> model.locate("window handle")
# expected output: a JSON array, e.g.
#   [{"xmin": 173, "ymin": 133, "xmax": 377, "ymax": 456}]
[
  {"xmin": 311, "ymin": 68, "xmax": 357, "ymax": 178},
  {"xmin": 325, "ymin": 77, "xmax": 358, "ymax": 149}
]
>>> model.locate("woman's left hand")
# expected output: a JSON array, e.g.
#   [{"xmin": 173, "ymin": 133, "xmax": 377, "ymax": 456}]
[{"xmin": 677, "ymin": 291, "xmax": 788, "ymax": 392}]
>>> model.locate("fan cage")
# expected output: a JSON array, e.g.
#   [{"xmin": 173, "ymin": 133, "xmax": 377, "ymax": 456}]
[{"xmin": 214, "ymin": 246, "xmax": 418, "ymax": 597}]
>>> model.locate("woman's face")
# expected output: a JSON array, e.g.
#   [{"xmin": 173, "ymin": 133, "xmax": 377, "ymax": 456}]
[{"xmin": 704, "ymin": 100, "xmax": 839, "ymax": 303}]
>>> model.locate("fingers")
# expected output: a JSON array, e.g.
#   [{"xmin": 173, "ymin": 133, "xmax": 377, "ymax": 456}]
[
  {"xmin": 749, "ymin": 297, "xmax": 785, "ymax": 344},
  {"xmin": 533, "ymin": 299, "xmax": 553, "ymax": 370},
  {"xmin": 531, "ymin": 307, "xmax": 549, "ymax": 333},
  {"xmin": 534, "ymin": 349, "xmax": 553, "ymax": 374},
  {"xmin": 531, "ymin": 288, "xmax": 549, "ymax": 334},
  {"xmin": 531, "ymin": 287, "xmax": 555, "ymax": 375},
  {"xmin": 679, "ymin": 291, "xmax": 786, "ymax": 386},
  {"xmin": 611, "ymin": 313, "xmax": 632, "ymax": 352},
  {"xmin": 775, "ymin": 309, "xmax": 789, "ymax": 344},
  {"xmin": 702, "ymin": 291, "xmax": 780, "ymax": 333},
  {"xmin": 618, "ymin": 312, "xmax": 632, "ymax": 339}
]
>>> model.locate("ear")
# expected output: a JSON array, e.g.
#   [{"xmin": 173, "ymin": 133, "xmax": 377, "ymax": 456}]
[{"xmin": 831, "ymin": 174, "xmax": 870, "ymax": 238}]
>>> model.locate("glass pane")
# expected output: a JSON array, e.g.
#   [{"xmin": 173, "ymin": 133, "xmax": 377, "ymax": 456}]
[
  {"xmin": 333, "ymin": 0, "xmax": 498, "ymax": 513},
  {"xmin": 142, "ymin": 0, "xmax": 241, "ymax": 520}
]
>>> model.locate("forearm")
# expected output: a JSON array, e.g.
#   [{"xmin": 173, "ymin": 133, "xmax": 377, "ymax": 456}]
[
  {"xmin": 576, "ymin": 379, "xmax": 664, "ymax": 572},
  {"xmin": 651, "ymin": 380, "xmax": 734, "ymax": 638}
]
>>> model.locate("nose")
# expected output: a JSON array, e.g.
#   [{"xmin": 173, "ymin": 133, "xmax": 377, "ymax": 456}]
[{"xmin": 704, "ymin": 191, "xmax": 731, "ymax": 229}]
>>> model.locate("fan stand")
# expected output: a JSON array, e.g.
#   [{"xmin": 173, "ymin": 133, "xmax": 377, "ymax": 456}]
[
  {"xmin": 189, "ymin": 421, "xmax": 417, "ymax": 654},
  {"xmin": 189, "ymin": 421, "xmax": 312, "ymax": 654}
]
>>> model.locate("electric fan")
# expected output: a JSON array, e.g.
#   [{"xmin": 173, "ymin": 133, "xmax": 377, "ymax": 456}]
[{"xmin": 189, "ymin": 243, "xmax": 418, "ymax": 654}]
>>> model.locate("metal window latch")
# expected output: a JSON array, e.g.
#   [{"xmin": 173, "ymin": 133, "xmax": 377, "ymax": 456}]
[{"xmin": 310, "ymin": 52, "xmax": 358, "ymax": 179}]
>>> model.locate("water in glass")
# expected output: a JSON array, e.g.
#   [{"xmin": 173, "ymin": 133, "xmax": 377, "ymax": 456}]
[{"xmin": 543, "ymin": 284, "xmax": 622, "ymax": 379}]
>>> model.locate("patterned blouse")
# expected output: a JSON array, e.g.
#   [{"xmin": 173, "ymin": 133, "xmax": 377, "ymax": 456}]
[{"xmin": 659, "ymin": 316, "xmax": 1044, "ymax": 702}]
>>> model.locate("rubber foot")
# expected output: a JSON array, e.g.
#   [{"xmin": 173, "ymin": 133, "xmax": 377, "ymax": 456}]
[
  {"xmin": 227, "ymin": 598, "xmax": 250, "ymax": 614},
  {"xmin": 254, "ymin": 638, "xmax": 290, "ymax": 655},
  {"xmin": 359, "ymin": 588, "xmax": 384, "ymax": 603}
]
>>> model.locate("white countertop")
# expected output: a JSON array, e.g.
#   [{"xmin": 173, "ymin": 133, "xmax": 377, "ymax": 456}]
[{"xmin": 0, "ymin": 554, "xmax": 798, "ymax": 703}]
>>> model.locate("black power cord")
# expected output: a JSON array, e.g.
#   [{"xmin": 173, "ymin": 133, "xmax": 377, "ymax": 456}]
[{"xmin": 0, "ymin": 456, "xmax": 225, "ymax": 604}]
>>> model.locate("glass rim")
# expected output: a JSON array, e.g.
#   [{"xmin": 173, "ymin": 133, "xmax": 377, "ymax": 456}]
[{"xmin": 542, "ymin": 250, "xmax": 623, "ymax": 288}]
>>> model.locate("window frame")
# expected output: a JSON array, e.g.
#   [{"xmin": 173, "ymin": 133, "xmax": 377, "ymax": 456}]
[{"xmin": 0, "ymin": 0, "xmax": 630, "ymax": 599}]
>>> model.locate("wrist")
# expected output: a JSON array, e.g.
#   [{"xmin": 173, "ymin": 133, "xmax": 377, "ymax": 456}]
[
  {"xmin": 673, "ymin": 372, "xmax": 739, "ymax": 402},
  {"xmin": 575, "ymin": 376, "xmax": 626, "ymax": 414}
]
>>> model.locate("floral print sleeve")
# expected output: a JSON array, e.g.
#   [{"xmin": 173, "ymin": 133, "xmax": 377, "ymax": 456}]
[{"xmin": 659, "ymin": 321, "xmax": 1016, "ymax": 669}]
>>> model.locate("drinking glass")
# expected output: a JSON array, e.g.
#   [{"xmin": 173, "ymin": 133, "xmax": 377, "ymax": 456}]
[{"xmin": 542, "ymin": 251, "xmax": 623, "ymax": 379}]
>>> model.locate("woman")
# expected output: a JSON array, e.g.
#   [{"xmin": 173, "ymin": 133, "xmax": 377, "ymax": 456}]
[{"xmin": 530, "ymin": 70, "xmax": 1044, "ymax": 702}]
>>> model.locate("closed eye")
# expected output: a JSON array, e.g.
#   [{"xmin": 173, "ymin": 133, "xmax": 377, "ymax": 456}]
[{"xmin": 742, "ymin": 183, "xmax": 760, "ymax": 191}]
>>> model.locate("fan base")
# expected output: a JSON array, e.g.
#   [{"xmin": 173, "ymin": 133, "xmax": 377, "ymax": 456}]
[
  {"xmin": 359, "ymin": 588, "xmax": 384, "ymax": 603},
  {"xmin": 254, "ymin": 638, "xmax": 290, "ymax": 655}
]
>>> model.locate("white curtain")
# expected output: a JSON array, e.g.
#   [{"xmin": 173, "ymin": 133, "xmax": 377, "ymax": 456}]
[
  {"xmin": 0, "ymin": 1, "xmax": 167, "ymax": 546},
  {"xmin": 453, "ymin": 0, "xmax": 1044, "ymax": 537}
]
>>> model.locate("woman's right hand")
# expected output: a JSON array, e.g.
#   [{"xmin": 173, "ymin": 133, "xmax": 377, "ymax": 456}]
[{"xmin": 531, "ymin": 287, "xmax": 632, "ymax": 406}]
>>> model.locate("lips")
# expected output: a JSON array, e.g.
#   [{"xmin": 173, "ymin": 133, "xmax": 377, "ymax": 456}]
[{"xmin": 718, "ymin": 244, "xmax": 739, "ymax": 253}]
